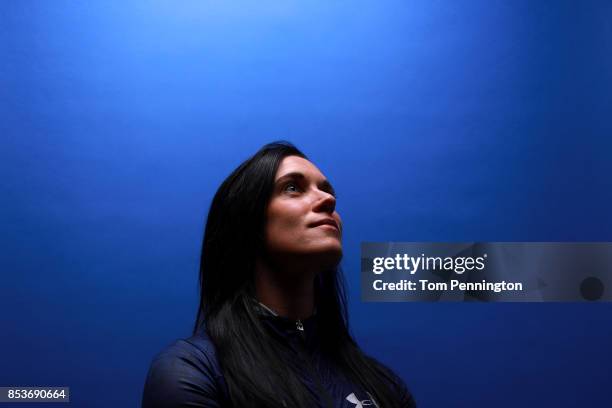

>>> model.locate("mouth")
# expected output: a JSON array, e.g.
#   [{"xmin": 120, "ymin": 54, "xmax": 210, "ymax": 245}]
[{"xmin": 310, "ymin": 218, "xmax": 340, "ymax": 231}]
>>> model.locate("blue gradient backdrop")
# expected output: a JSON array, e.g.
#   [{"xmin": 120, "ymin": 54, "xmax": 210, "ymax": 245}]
[{"xmin": 2, "ymin": 1, "xmax": 612, "ymax": 407}]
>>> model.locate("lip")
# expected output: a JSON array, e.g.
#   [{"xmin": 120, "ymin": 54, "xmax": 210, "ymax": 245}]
[{"xmin": 309, "ymin": 218, "xmax": 339, "ymax": 231}]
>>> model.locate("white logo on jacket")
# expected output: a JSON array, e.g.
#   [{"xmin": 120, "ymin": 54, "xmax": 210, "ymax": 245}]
[{"xmin": 345, "ymin": 392, "xmax": 378, "ymax": 407}]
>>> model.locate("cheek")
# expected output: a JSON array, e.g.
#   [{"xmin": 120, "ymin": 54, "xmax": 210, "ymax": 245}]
[{"xmin": 265, "ymin": 203, "xmax": 305, "ymax": 247}]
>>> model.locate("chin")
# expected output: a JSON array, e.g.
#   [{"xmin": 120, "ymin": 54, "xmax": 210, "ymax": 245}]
[{"xmin": 310, "ymin": 245, "xmax": 343, "ymax": 270}]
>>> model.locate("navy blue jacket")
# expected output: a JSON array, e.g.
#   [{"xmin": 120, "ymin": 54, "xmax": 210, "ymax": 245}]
[{"xmin": 142, "ymin": 304, "xmax": 416, "ymax": 407}]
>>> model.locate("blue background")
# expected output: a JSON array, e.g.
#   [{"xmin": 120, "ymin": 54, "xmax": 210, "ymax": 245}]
[{"xmin": 2, "ymin": 1, "xmax": 611, "ymax": 407}]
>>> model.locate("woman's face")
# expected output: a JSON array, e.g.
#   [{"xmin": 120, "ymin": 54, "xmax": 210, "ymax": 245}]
[{"xmin": 264, "ymin": 155, "xmax": 342, "ymax": 267}]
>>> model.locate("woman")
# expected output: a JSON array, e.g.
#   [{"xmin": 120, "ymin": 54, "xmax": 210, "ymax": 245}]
[{"xmin": 142, "ymin": 141, "xmax": 416, "ymax": 407}]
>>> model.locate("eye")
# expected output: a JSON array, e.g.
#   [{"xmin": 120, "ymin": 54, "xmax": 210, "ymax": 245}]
[{"xmin": 283, "ymin": 182, "xmax": 301, "ymax": 193}]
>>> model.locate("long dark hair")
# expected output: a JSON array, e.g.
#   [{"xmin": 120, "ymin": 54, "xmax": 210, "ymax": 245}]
[{"xmin": 194, "ymin": 141, "xmax": 407, "ymax": 408}]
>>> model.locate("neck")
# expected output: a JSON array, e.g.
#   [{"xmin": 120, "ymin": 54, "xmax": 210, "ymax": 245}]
[{"xmin": 254, "ymin": 256, "xmax": 316, "ymax": 320}]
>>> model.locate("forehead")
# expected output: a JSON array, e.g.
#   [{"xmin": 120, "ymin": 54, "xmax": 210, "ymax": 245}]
[{"xmin": 275, "ymin": 156, "xmax": 326, "ymax": 180}]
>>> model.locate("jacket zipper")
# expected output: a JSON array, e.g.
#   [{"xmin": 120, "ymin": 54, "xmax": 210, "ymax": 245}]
[{"xmin": 293, "ymin": 319, "xmax": 333, "ymax": 408}]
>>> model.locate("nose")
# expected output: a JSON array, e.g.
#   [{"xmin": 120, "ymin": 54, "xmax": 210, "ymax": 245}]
[{"xmin": 313, "ymin": 189, "xmax": 336, "ymax": 214}]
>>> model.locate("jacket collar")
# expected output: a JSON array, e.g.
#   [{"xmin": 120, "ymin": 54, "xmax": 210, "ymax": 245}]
[{"xmin": 250, "ymin": 297, "xmax": 319, "ymax": 349}]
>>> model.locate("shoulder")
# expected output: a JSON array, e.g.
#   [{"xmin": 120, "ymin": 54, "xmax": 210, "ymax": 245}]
[
  {"xmin": 362, "ymin": 354, "xmax": 417, "ymax": 407},
  {"xmin": 390, "ymin": 372, "xmax": 417, "ymax": 407},
  {"xmin": 142, "ymin": 332, "xmax": 229, "ymax": 408},
  {"xmin": 379, "ymin": 364, "xmax": 417, "ymax": 408},
  {"xmin": 151, "ymin": 334, "xmax": 222, "ymax": 378}
]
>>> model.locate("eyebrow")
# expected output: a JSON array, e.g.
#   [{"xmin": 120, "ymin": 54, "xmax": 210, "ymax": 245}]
[{"xmin": 275, "ymin": 172, "xmax": 336, "ymax": 196}]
